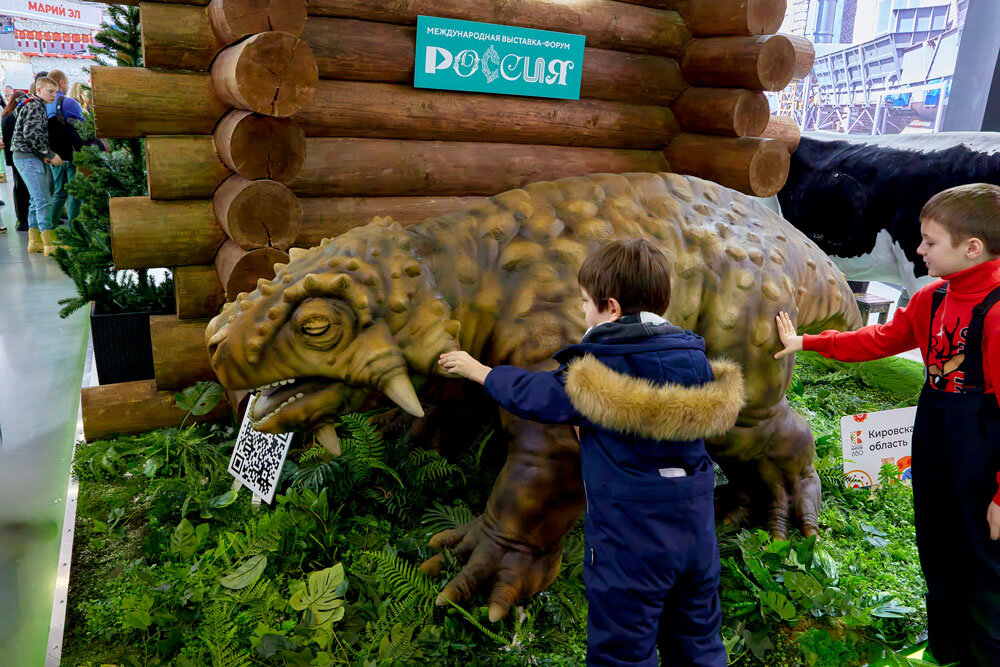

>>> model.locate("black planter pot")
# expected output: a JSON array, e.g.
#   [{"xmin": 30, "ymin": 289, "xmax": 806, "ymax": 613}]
[{"xmin": 90, "ymin": 302, "xmax": 156, "ymax": 385}]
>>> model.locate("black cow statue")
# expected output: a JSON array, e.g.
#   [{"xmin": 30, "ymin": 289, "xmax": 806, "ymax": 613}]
[{"xmin": 775, "ymin": 131, "xmax": 1000, "ymax": 295}]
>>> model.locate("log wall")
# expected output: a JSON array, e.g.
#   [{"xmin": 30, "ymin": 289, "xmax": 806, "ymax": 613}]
[{"xmin": 87, "ymin": 0, "xmax": 811, "ymax": 435}]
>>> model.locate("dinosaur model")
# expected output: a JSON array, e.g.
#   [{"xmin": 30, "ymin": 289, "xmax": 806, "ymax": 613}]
[{"xmin": 206, "ymin": 172, "xmax": 861, "ymax": 619}]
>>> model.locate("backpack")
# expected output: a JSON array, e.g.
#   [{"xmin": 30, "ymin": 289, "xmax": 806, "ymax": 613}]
[{"xmin": 47, "ymin": 95, "xmax": 84, "ymax": 161}]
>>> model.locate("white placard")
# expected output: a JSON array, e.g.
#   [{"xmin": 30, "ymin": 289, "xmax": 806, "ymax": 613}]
[
  {"xmin": 227, "ymin": 395, "xmax": 294, "ymax": 504},
  {"xmin": 840, "ymin": 406, "xmax": 917, "ymax": 488}
]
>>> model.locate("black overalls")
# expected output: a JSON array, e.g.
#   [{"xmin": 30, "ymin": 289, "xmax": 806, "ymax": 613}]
[{"xmin": 911, "ymin": 286, "xmax": 1000, "ymax": 666}]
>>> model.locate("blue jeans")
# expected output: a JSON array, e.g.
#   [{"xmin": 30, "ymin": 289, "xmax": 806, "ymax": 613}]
[
  {"xmin": 48, "ymin": 161, "xmax": 78, "ymax": 225},
  {"xmin": 12, "ymin": 153, "xmax": 52, "ymax": 232}
]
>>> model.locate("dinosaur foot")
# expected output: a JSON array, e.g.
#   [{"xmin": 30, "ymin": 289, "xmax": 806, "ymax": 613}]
[{"xmin": 420, "ymin": 515, "xmax": 563, "ymax": 622}]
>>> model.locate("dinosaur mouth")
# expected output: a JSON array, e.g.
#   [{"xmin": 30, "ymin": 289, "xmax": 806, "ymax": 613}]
[{"xmin": 248, "ymin": 377, "xmax": 341, "ymax": 431}]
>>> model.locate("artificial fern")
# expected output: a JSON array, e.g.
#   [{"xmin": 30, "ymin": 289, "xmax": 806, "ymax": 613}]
[
  {"xmin": 420, "ymin": 502, "xmax": 474, "ymax": 536},
  {"xmin": 200, "ymin": 599, "xmax": 252, "ymax": 667},
  {"xmin": 405, "ymin": 449, "xmax": 466, "ymax": 486}
]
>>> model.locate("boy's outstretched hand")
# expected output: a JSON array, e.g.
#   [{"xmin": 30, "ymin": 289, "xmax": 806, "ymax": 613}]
[
  {"xmin": 989, "ymin": 501, "xmax": 1000, "ymax": 541},
  {"xmin": 774, "ymin": 311, "xmax": 804, "ymax": 360},
  {"xmin": 439, "ymin": 351, "xmax": 492, "ymax": 385}
]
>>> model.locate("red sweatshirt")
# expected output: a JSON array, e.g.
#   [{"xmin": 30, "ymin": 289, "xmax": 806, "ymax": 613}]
[{"xmin": 804, "ymin": 257, "xmax": 1000, "ymax": 505}]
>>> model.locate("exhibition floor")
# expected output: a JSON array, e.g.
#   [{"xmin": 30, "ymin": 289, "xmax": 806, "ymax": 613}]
[{"xmin": 0, "ymin": 178, "xmax": 90, "ymax": 666}]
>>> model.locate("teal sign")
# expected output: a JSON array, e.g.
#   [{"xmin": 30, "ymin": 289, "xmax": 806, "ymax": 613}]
[{"xmin": 414, "ymin": 15, "xmax": 586, "ymax": 101}]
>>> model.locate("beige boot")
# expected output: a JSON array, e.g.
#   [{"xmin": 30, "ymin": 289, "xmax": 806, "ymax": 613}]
[
  {"xmin": 41, "ymin": 229, "xmax": 63, "ymax": 256},
  {"xmin": 27, "ymin": 228, "xmax": 43, "ymax": 253}
]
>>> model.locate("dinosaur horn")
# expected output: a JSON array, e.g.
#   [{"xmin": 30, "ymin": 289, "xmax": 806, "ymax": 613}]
[
  {"xmin": 383, "ymin": 374, "xmax": 425, "ymax": 418},
  {"xmin": 315, "ymin": 424, "xmax": 341, "ymax": 457}
]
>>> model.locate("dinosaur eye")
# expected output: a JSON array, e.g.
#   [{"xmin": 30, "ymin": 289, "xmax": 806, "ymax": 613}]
[
  {"xmin": 302, "ymin": 316, "xmax": 330, "ymax": 336},
  {"xmin": 292, "ymin": 298, "xmax": 354, "ymax": 350}
]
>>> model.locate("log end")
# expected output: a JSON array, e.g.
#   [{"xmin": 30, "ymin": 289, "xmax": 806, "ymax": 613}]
[
  {"xmin": 213, "ymin": 31, "xmax": 318, "ymax": 117},
  {"xmin": 785, "ymin": 33, "xmax": 816, "ymax": 81},
  {"xmin": 747, "ymin": 137, "xmax": 791, "ymax": 197},
  {"xmin": 761, "ymin": 114, "xmax": 802, "ymax": 153},
  {"xmin": 758, "ymin": 34, "xmax": 796, "ymax": 91},
  {"xmin": 208, "ymin": 0, "xmax": 307, "ymax": 44},
  {"xmin": 216, "ymin": 241, "xmax": 290, "ymax": 301},
  {"xmin": 213, "ymin": 110, "xmax": 306, "ymax": 181},
  {"xmin": 748, "ymin": 0, "xmax": 787, "ymax": 35},
  {"xmin": 734, "ymin": 90, "xmax": 771, "ymax": 138},
  {"xmin": 214, "ymin": 175, "xmax": 303, "ymax": 250}
]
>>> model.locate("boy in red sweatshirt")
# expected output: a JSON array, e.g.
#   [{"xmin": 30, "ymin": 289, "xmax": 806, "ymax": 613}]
[{"xmin": 775, "ymin": 183, "xmax": 1000, "ymax": 666}]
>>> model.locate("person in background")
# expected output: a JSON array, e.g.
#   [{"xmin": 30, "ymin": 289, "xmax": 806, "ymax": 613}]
[
  {"xmin": 1, "ymin": 92, "xmax": 29, "ymax": 233},
  {"xmin": 11, "ymin": 77, "xmax": 63, "ymax": 255},
  {"xmin": 45, "ymin": 70, "xmax": 84, "ymax": 226},
  {"xmin": 68, "ymin": 82, "xmax": 91, "ymax": 114},
  {"xmin": 2, "ymin": 86, "xmax": 12, "ymax": 102}
]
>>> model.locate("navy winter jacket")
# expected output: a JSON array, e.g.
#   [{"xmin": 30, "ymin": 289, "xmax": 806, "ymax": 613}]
[{"xmin": 483, "ymin": 314, "xmax": 745, "ymax": 500}]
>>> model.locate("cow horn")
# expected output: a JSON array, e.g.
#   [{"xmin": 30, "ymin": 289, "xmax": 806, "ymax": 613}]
[
  {"xmin": 315, "ymin": 424, "xmax": 341, "ymax": 457},
  {"xmin": 383, "ymin": 374, "xmax": 424, "ymax": 418}
]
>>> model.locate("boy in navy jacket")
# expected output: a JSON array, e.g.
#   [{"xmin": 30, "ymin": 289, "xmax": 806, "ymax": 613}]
[{"xmin": 440, "ymin": 239, "xmax": 744, "ymax": 666}]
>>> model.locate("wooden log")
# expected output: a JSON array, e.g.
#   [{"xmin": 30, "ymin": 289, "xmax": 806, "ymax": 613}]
[
  {"xmin": 146, "ymin": 135, "xmax": 669, "ymax": 200},
  {"xmin": 213, "ymin": 110, "xmax": 306, "ymax": 182},
  {"xmin": 213, "ymin": 175, "xmax": 303, "ymax": 250},
  {"xmin": 296, "ymin": 196, "xmax": 485, "ymax": 246},
  {"xmin": 110, "ymin": 197, "xmax": 223, "ymax": 269},
  {"xmin": 208, "ymin": 0, "xmax": 306, "ymax": 44},
  {"xmin": 211, "ymin": 31, "xmax": 318, "ymax": 116},
  {"xmin": 287, "ymin": 138, "xmax": 669, "ymax": 197},
  {"xmin": 115, "ymin": 194, "xmax": 484, "ymax": 266},
  {"xmin": 141, "ymin": 9, "xmax": 687, "ymax": 106},
  {"xmin": 664, "ymin": 134, "xmax": 789, "ymax": 197},
  {"xmin": 215, "ymin": 240, "xmax": 289, "ymax": 301},
  {"xmin": 614, "ymin": 0, "xmax": 786, "ymax": 37},
  {"xmin": 760, "ymin": 114, "xmax": 801, "ymax": 153},
  {"xmin": 93, "ymin": 66, "xmax": 226, "ymax": 138},
  {"xmin": 298, "ymin": 81, "xmax": 678, "ymax": 148},
  {"xmin": 82, "ymin": 379, "xmax": 230, "ymax": 441},
  {"xmin": 305, "ymin": 0, "xmax": 691, "ymax": 57},
  {"xmin": 140, "ymin": 3, "xmax": 216, "ymax": 72},
  {"xmin": 99, "ymin": 71, "xmax": 678, "ymax": 144},
  {"xmin": 670, "ymin": 87, "xmax": 769, "ymax": 137},
  {"xmin": 785, "ymin": 34, "xmax": 816, "ymax": 81},
  {"xmin": 175, "ymin": 265, "xmax": 227, "ymax": 320},
  {"xmin": 146, "ymin": 135, "xmax": 232, "ymax": 201},
  {"xmin": 681, "ymin": 34, "xmax": 795, "ymax": 92},
  {"xmin": 151, "ymin": 316, "xmax": 217, "ymax": 390}
]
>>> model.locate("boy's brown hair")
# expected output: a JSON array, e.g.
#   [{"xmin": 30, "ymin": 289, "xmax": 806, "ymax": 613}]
[
  {"xmin": 34, "ymin": 76, "xmax": 57, "ymax": 91},
  {"xmin": 920, "ymin": 183, "xmax": 1000, "ymax": 255},
  {"xmin": 47, "ymin": 69, "xmax": 68, "ymax": 88},
  {"xmin": 578, "ymin": 239, "xmax": 671, "ymax": 316}
]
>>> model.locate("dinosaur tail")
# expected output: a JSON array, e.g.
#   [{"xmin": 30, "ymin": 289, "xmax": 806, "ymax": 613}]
[{"xmin": 795, "ymin": 255, "xmax": 863, "ymax": 335}]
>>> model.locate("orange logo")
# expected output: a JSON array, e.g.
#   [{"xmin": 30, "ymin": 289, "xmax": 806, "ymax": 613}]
[
  {"xmin": 846, "ymin": 470, "xmax": 873, "ymax": 488},
  {"xmin": 853, "ymin": 414, "xmax": 868, "ymax": 422},
  {"xmin": 850, "ymin": 431, "xmax": 863, "ymax": 444}
]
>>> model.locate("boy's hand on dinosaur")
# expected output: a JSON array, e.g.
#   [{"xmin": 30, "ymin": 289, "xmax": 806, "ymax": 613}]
[
  {"xmin": 988, "ymin": 501, "xmax": 1000, "ymax": 541},
  {"xmin": 439, "ymin": 351, "xmax": 492, "ymax": 384},
  {"xmin": 774, "ymin": 311, "xmax": 804, "ymax": 360}
]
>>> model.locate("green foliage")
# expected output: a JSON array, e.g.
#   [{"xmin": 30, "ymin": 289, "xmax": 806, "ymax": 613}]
[
  {"xmin": 65, "ymin": 358, "xmax": 929, "ymax": 666},
  {"xmin": 91, "ymin": 5, "xmax": 142, "ymax": 67}
]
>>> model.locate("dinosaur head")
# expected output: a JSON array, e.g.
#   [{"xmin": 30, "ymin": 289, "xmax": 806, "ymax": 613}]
[{"xmin": 205, "ymin": 217, "xmax": 461, "ymax": 454}]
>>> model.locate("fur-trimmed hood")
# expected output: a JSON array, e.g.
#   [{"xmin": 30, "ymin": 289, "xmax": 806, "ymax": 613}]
[{"xmin": 564, "ymin": 356, "xmax": 745, "ymax": 441}]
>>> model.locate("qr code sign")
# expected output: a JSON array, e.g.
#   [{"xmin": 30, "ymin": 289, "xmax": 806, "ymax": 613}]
[{"xmin": 228, "ymin": 396, "xmax": 294, "ymax": 504}]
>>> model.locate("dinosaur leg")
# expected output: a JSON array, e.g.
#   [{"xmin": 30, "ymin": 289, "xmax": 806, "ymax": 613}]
[
  {"xmin": 712, "ymin": 398, "xmax": 819, "ymax": 538},
  {"xmin": 421, "ymin": 413, "xmax": 584, "ymax": 621}
]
